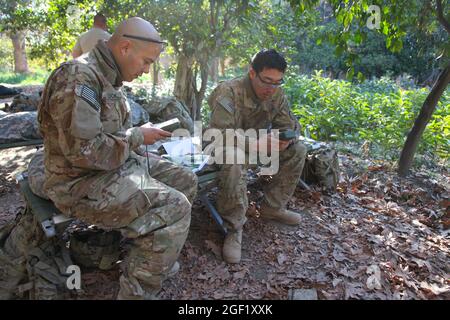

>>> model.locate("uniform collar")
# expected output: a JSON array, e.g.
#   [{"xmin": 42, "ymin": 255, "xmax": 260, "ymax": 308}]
[
  {"xmin": 90, "ymin": 40, "xmax": 124, "ymax": 87},
  {"xmin": 243, "ymin": 74, "xmax": 262, "ymax": 109},
  {"xmin": 243, "ymin": 74, "xmax": 260, "ymax": 106}
]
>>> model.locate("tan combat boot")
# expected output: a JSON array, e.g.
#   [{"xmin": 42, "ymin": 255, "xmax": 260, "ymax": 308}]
[
  {"xmin": 222, "ymin": 230, "xmax": 242, "ymax": 264},
  {"xmin": 260, "ymin": 204, "xmax": 302, "ymax": 225},
  {"xmin": 117, "ymin": 275, "xmax": 151, "ymax": 300},
  {"xmin": 117, "ymin": 262, "xmax": 179, "ymax": 300}
]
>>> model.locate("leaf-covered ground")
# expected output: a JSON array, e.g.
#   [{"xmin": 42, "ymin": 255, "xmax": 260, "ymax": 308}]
[
  {"xmin": 0, "ymin": 144, "xmax": 448, "ymax": 300},
  {"xmin": 157, "ymin": 154, "xmax": 449, "ymax": 300}
]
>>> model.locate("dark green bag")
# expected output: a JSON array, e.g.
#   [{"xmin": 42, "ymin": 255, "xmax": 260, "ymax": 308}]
[
  {"xmin": 0, "ymin": 209, "xmax": 73, "ymax": 300},
  {"xmin": 301, "ymin": 142, "xmax": 340, "ymax": 191}
]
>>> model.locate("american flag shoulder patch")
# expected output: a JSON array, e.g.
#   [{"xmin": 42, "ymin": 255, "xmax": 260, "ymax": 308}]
[
  {"xmin": 75, "ymin": 84, "xmax": 101, "ymax": 112},
  {"xmin": 218, "ymin": 97, "xmax": 234, "ymax": 114}
]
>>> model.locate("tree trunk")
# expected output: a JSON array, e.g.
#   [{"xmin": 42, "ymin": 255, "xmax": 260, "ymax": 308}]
[
  {"xmin": 153, "ymin": 59, "xmax": 159, "ymax": 86},
  {"xmin": 398, "ymin": 64, "xmax": 450, "ymax": 176},
  {"xmin": 10, "ymin": 31, "xmax": 29, "ymax": 74},
  {"xmin": 194, "ymin": 58, "xmax": 209, "ymax": 121},
  {"xmin": 220, "ymin": 58, "xmax": 226, "ymax": 77},
  {"xmin": 174, "ymin": 54, "xmax": 197, "ymax": 117},
  {"xmin": 209, "ymin": 57, "xmax": 219, "ymax": 83},
  {"xmin": 151, "ymin": 59, "xmax": 160, "ymax": 98},
  {"xmin": 174, "ymin": 54, "xmax": 209, "ymax": 121}
]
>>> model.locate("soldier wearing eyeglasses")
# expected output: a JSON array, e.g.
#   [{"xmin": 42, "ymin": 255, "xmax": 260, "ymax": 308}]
[
  {"xmin": 38, "ymin": 17, "xmax": 197, "ymax": 299},
  {"xmin": 207, "ymin": 49, "xmax": 307, "ymax": 264}
]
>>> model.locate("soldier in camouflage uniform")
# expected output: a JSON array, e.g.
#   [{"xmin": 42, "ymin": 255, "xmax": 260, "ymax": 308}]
[
  {"xmin": 37, "ymin": 17, "xmax": 197, "ymax": 299},
  {"xmin": 207, "ymin": 49, "xmax": 307, "ymax": 264}
]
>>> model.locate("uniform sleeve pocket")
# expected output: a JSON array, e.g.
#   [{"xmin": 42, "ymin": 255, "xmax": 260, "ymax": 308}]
[{"xmin": 70, "ymin": 97, "xmax": 102, "ymax": 140}]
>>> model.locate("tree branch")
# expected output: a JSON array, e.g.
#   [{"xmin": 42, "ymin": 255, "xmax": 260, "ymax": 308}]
[
  {"xmin": 210, "ymin": 0, "xmax": 216, "ymax": 32},
  {"xmin": 436, "ymin": 0, "xmax": 450, "ymax": 34}
]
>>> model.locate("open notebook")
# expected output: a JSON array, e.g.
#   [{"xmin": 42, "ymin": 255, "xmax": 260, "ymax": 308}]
[{"xmin": 161, "ymin": 137, "xmax": 210, "ymax": 173}]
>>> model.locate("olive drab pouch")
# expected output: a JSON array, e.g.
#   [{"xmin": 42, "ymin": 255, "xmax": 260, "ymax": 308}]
[
  {"xmin": 0, "ymin": 208, "xmax": 74, "ymax": 300},
  {"xmin": 24, "ymin": 240, "xmax": 73, "ymax": 300},
  {"xmin": 0, "ymin": 218, "xmax": 26, "ymax": 300},
  {"xmin": 301, "ymin": 146, "xmax": 340, "ymax": 191}
]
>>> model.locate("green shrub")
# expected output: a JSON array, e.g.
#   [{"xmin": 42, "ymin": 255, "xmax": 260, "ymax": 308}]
[{"xmin": 284, "ymin": 71, "xmax": 449, "ymax": 162}]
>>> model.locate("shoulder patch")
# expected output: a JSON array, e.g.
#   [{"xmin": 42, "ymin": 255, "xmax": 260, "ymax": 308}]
[
  {"xmin": 75, "ymin": 84, "xmax": 101, "ymax": 112},
  {"xmin": 218, "ymin": 97, "xmax": 234, "ymax": 114}
]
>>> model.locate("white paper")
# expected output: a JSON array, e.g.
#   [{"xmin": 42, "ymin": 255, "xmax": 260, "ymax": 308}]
[
  {"xmin": 162, "ymin": 138, "xmax": 209, "ymax": 172},
  {"xmin": 162, "ymin": 137, "xmax": 202, "ymax": 157},
  {"xmin": 192, "ymin": 155, "xmax": 210, "ymax": 173}
]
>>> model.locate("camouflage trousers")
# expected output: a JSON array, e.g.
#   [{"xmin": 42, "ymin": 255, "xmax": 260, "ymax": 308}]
[
  {"xmin": 216, "ymin": 141, "xmax": 307, "ymax": 232},
  {"xmin": 48, "ymin": 153, "xmax": 198, "ymax": 299}
]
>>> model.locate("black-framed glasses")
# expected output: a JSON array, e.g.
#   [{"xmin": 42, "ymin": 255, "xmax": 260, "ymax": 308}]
[
  {"xmin": 256, "ymin": 73, "xmax": 284, "ymax": 88},
  {"xmin": 123, "ymin": 34, "xmax": 168, "ymax": 49}
]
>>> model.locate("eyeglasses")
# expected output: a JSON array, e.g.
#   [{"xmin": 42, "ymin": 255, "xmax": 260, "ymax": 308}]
[
  {"xmin": 256, "ymin": 73, "xmax": 284, "ymax": 88},
  {"xmin": 122, "ymin": 34, "xmax": 168, "ymax": 50}
]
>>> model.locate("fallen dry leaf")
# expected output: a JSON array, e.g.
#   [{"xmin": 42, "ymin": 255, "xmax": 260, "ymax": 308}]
[
  {"xmin": 277, "ymin": 253, "xmax": 287, "ymax": 265},
  {"xmin": 366, "ymin": 265, "xmax": 382, "ymax": 290},
  {"xmin": 205, "ymin": 240, "xmax": 222, "ymax": 259}
]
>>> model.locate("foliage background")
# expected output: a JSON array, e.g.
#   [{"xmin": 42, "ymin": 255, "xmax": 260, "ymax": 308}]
[{"xmin": 0, "ymin": 0, "xmax": 448, "ymax": 165}]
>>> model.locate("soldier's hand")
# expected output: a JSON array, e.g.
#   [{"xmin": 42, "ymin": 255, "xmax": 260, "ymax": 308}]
[
  {"xmin": 140, "ymin": 122, "xmax": 154, "ymax": 129},
  {"xmin": 139, "ymin": 123, "xmax": 172, "ymax": 145}
]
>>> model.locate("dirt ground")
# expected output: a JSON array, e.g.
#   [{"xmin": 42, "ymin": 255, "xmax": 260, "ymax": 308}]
[{"xmin": 0, "ymin": 144, "xmax": 448, "ymax": 300}]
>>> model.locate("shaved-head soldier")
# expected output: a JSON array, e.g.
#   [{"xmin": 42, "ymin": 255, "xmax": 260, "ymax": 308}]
[{"xmin": 38, "ymin": 17, "xmax": 197, "ymax": 299}]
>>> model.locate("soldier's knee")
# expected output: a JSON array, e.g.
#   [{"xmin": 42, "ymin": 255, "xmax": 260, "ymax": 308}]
[
  {"xmin": 219, "ymin": 164, "xmax": 245, "ymax": 179},
  {"xmin": 218, "ymin": 164, "xmax": 247, "ymax": 192},
  {"xmin": 187, "ymin": 169, "xmax": 198, "ymax": 187},
  {"xmin": 182, "ymin": 168, "xmax": 198, "ymax": 201},
  {"xmin": 172, "ymin": 189, "xmax": 192, "ymax": 219}
]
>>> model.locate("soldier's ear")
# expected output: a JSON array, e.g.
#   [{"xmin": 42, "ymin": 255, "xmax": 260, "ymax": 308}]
[
  {"xmin": 118, "ymin": 39, "xmax": 132, "ymax": 56},
  {"xmin": 249, "ymin": 67, "xmax": 256, "ymax": 80}
]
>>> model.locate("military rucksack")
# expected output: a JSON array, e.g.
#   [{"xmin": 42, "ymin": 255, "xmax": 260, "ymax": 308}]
[
  {"xmin": 300, "ymin": 138, "xmax": 340, "ymax": 191},
  {"xmin": 0, "ymin": 111, "xmax": 42, "ymax": 144},
  {"xmin": 69, "ymin": 226, "xmax": 121, "ymax": 271},
  {"xmin": 141, "ymin": 97, "xmax": 194, "ymax": 134},
  {"xmin": 6, "ymin": 92, "xmax": 41, "ymax": 113},
  {"xmin": 0, "ymin": 208, "xmax": 73, "ymax": 300}
]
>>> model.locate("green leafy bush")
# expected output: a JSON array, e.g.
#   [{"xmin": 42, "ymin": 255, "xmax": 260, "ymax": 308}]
[{"xmin": 284, "ymin": 71, "xmax": 449, "ymax": 161}]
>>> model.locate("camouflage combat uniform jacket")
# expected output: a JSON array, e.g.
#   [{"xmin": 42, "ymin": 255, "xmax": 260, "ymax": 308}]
[
  {"xmin": 208, "ymin": 74, "xmax": 300, "ymax": 137},
  {"xmin": 207, "ymin": 75, "xmax": 306, "ymax": 231},
  {"xmin": 38, "ymin": 40, "xmax": 143, "ymax": 213},
  {"xmin": 38, "ymin": 41, "xmax": 197, "ymax": 231},
  {"xmin": 37, "ymin": 41, "xmax": 198, "ymax": 299}
]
